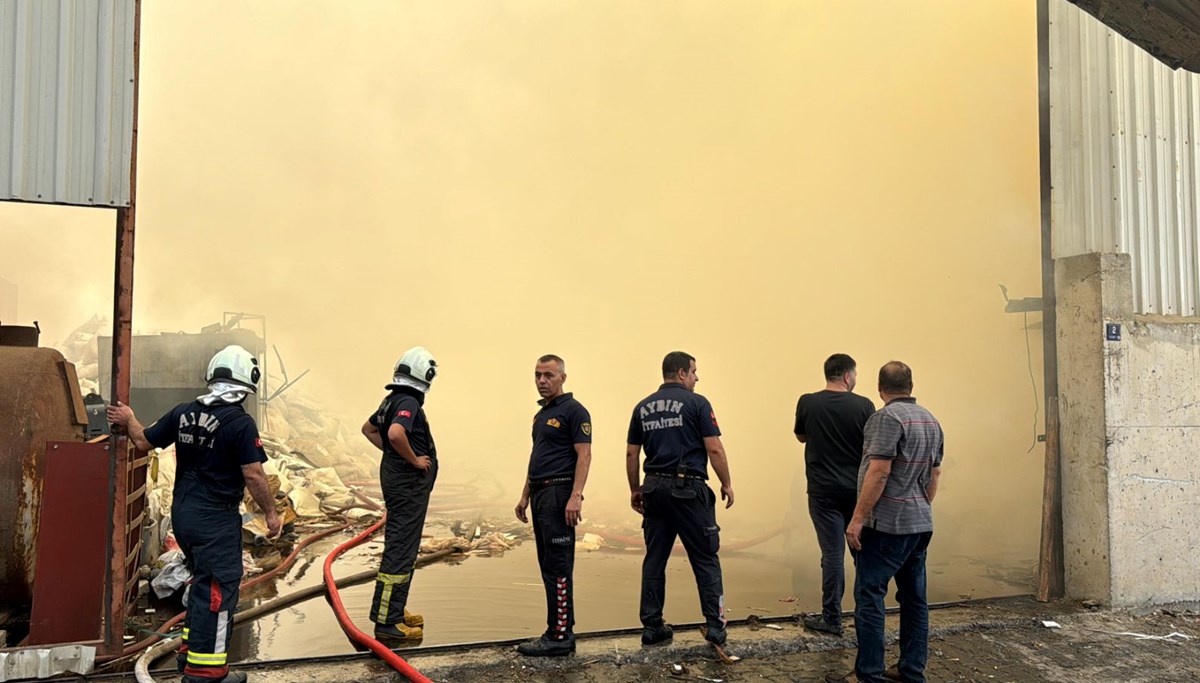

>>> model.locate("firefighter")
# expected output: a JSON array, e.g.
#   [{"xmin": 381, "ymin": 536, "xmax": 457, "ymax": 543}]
[
  {"xmin": 361, "ymin": 346, "xmax": 439, "ymax": 643},
  {"xmin": 514, "ymin": 354, "xmax": 592, "ymax": 656},
  {"xmin": 626, "ymin": 351, "xmax": 735, "ymax": 648},
  {"xmin": 108, "ymin": 345, "xmax": 279, "ymax": 683}
]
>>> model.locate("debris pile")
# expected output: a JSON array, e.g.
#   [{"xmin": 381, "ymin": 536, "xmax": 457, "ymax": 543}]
[{"xmin": 54, "ymin": 316, "xmax": 380, "ymax": 485}]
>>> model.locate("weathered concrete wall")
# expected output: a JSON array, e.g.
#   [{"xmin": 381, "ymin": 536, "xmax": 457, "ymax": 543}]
[{"xmin": 1057, "ymin": 252, "xmax": 1200, "ymax": 606}]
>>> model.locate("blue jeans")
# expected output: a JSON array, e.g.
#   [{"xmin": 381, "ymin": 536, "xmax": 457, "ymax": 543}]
[{"xmin": 853, "ymin": 528, "xmax": 932, "ymax": 683}]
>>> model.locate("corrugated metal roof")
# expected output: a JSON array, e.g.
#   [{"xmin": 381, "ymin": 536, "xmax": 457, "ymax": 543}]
[
  {"xmin": 1066, "ymin": 0, "xmax": 1200, "ymax": 73},
  {"xmin": 0, "ymin": 0, "xmax": 136, "ymax": 208},
  {"xmin": 1051, "ymin": 0, "xmax": 1200, "ymax": 316}
]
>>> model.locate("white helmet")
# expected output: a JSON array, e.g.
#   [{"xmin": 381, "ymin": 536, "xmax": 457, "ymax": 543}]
[
  {"xmin": 206, "ymin": 345, "xmax": 261, "ymax": 392},
  {"xmin": 389, "ymin": 346, "xmax": 438, "ymax": 392}
]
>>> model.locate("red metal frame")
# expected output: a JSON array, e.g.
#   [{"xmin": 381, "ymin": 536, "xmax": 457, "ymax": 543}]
[{"xmin": 103, "ymin": 0, "xmax": 143, "ymax": 656}]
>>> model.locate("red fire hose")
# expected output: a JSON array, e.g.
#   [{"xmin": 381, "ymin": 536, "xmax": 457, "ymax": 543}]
[
  {"xmin": 322, "ymin": 515, "xmax": 432, "ymax": 683},
  {"xmin": 98, "ymin": 520, "xmax": 351, "ymax": 664}
]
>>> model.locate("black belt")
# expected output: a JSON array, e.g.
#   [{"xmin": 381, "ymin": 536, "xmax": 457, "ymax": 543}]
[
  {"xmin": 529, "ymin": 476, "xmax": 573, "ymax": 490},
  {"xmin": 645, "ymin": 471, "xmax": 705, "ymax": 481}
]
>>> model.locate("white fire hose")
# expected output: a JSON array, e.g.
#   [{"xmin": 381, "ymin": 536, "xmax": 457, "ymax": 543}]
[{"xmin": 134, "ymin": 636, "xmax": 180, "ymax": 683}]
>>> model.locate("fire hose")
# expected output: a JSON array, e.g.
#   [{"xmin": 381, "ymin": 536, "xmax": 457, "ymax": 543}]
[
  {"xmin": 323, "ymin": 515, "xmax": 433, "ymax": 683},
  {"xmin": 98, "ymin": 518, "xmax": 353, "ymax": 665},
  {"xmin": 135, "ymin": 548, "xmax": 462, "ymax": 681}
]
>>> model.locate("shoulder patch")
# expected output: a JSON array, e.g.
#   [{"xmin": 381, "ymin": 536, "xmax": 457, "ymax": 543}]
[
  {"xmin": 581, "ymin": 422, "xmax": 591, "ymax": 436},
  {"xmin": 398, "ymin": 409, "xmax": 412, "ymax": 418},
  {"xmin": 710, "ymin": 411, "xmax": 719, "ymax": 427},
  {"xmin": 255, "ymin": 437, "xmax": 263, "ymax": 448}
]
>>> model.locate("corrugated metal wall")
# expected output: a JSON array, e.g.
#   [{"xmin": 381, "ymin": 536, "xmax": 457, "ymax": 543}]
[
  {"xmin": 1050, "ymin": 0, "xmax": 1200, "ymax": 316},
  {"xmin": 0, "ymin": 0, "xmax": 136, "ymax": 208}
]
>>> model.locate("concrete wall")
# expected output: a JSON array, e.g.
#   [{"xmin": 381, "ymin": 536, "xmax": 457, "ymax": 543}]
[{"xmin": 1057, "ymin": 252, "xmax": 1200, "ymax": 606}]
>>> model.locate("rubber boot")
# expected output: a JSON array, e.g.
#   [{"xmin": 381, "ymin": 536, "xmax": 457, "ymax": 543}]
[
  {"xmin": 182, "ymin": 672, "xmax": 246, "ymax": 683},
  {"xmin": 403, "ymin": 608, "xmax": 424, "ymax": 628},
  {"xmin": 374, "ymin": 622, "xmax": 424, "ymax": 643}
]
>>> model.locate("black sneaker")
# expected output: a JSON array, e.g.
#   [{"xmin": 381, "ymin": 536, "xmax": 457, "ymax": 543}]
[
  {"xmin": 704, "ymin": 627, "xmax": 727, "ymax": 646},
  {"xmin": 803, "ymin": 614, "xmax": 844, "ymax": 637},
  {"xmin": 515, "ymin": 634, "xmax": 576, "ymax": 657},
  {"xmin": 641, "ymin": 623, "xmax": 674, "ymax": 646}
]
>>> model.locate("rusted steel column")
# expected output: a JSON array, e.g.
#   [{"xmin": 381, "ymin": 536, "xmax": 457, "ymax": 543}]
[
  {"xmin": 1035, "ymin": 0, "xmax": 1065, "ymax": 602},
  {"xmin": 105, "ymin": 0, "xmax": 142, "ymax": 655}
]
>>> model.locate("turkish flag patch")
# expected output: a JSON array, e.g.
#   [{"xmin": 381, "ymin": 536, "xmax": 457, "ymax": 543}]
[
  {"xmin": 398, "ymin": 410, "xmax": 412, "ymax": 418},
  {"xmin": 255, "ymin": 437, "xmax": 263, "ymax": 448},
  {"xmin": 710, "ymin": 411, "xmax": 719, "ymax": 427}
]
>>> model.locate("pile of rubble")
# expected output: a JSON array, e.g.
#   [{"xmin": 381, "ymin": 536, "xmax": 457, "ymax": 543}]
[{"xmin": 54, "ymin": 316, "xmax": 380, "ymax": 486}]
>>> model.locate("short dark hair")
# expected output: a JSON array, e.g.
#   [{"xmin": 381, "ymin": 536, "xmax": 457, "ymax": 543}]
[
  {"xmin": 537, "ymin": 354, "xmax": 565, "ymax": 372},
  {"xmin": 824, "ymin": 353, "xmax": 857, "ymax": 380},
  {"xmin": 662, "ymin": 351, "xmax": 696, "ymax": 379},
  {"xmin": 878, "ymin": 361, "xmax": 913, "ymax": 394}
]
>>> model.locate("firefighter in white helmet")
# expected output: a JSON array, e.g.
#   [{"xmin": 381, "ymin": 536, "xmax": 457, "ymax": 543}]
[
  {"xmin": 108, "ymin": 345, "xmax": 279, "ymax": 683},
  {"xmin": 361, "ymin": 346, "xmax": 440, "ymax": 643}
]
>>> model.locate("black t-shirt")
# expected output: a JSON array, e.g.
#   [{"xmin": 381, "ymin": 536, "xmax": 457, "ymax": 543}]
[
  {"xmin": 793, "ymin": 390, "xmax": 876, "ymax": 495},
  {"xmin": 627, "ymin": 383, "xmax": 721, "ymax": 479},
  {"xmin": 368, "ymin": 387, "xmax": 438, "ymax": 461},
  {"xmin": 144, "ymin": 400, "xmax": 268, "ymax": 507},
  {"xmin": 527, "ymin": 392, "xmax": 591, "ymax": 479}
]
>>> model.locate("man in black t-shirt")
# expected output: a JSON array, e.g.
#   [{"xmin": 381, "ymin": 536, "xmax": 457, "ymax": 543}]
[
  {"xmin": 108, "ymin": 345, "xmax": 277, "ymax": 683},
  {"xmin": 361, "ymin": 346, "xmax": 439, "ymax": 644},
  {"xmin": 626, "ymin": 351, "xmax": 734, "ymax": 648},
  {"xmin": 792, "ymin": 353, "xmax": 875, "ymax": 637},
  {"xmin": 513, "ymin": 354, "xmax": 592, "ymax": 657}
]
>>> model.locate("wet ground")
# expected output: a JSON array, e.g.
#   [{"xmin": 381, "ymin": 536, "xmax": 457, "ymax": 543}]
[
  {"xmin": 228, "ymin": 512, "xmax": 1034, "ymax": 662},
  {"xmin": 113, "ymin": 597, "xmax": 1200, "ymax": 683}
]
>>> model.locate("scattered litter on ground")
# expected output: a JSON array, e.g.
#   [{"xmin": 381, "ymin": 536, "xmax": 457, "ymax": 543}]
[
  {"xmin": 1092, "ymin": 630, "xmax": 1194, "ymax": 642},
  {"xmin": 1041, "ymin": 620, "xmax": 1061, "ymax": 629}
]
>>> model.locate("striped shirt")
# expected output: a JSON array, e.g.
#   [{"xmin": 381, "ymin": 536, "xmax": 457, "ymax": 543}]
[{"xmin": 857, "ymin": 397, "xmax": 943, "ymax": 535}]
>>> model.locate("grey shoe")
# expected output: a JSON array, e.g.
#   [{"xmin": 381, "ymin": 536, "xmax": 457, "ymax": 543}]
[{"xmin": 803, "ymin": 614, "xmax": 844, "ymax": 637}]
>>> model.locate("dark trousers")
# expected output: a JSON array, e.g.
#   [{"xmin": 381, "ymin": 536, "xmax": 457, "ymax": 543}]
[
  {"xmin": 371, "ymin": 457, "xmax": 438, "ymax": 625},
  {"xmin": 808, "ymin": 491, "xmax": 858, "ymax": 623},
  {"xmin": 853, "ymin": 528, "xmax": 933, "ymax": 683},
  {"xmin": 531, "ymin": 480, "xmax": 576, "ymax": 640},
  {"xmin": 174, "ymin": 493, "xmax": 243, "ymax": 682},
  {"xmin": 639, "ymin": 477, "xmax": 725, "ymax": 633}
]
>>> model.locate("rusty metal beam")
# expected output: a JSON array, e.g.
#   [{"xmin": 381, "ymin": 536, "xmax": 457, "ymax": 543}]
[
  {"xmin": 104, "ymin": 0, "xmax": 141, "ymax": 657},
  {"xmin": 1036, "ymin": 0, "xmax": 1066, "ymax": 602}
]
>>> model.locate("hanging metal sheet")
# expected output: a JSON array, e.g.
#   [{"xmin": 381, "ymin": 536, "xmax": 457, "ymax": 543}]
[
  {"xmin": 1051, "ymin": 0, "xmax": 1200, "ymax": 316},
  {"xmin": 0, "ymin": 0, "xmax": 136, "ymax": 207}
]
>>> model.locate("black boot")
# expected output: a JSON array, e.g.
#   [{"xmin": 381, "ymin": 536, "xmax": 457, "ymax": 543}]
[
  {"xmin": 803, "ymin": 614, "xmax": 844, "ymax": 637},
  {"xmin": 182, "ymin": 671, "xmax": 246, "ymax": 683},
  {"xmin": 641, "ymin": 623, "xmax": 674, "ymax": 646},
  {"xmin": 704, "ymin": 626, "xmax": 727, "ymax": 646},
  {"xmin": 515, "ymin": 633, "xmax": 576, "ymax": 657},
  {"xmin": 374, "ymin": 622, "xmax": 424, "ymax": 644}
]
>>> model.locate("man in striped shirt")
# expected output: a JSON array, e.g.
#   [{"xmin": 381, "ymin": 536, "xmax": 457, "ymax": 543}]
[{"xmin": 839, "ymin": 361, "xmax": 943, "ymax": 683}]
